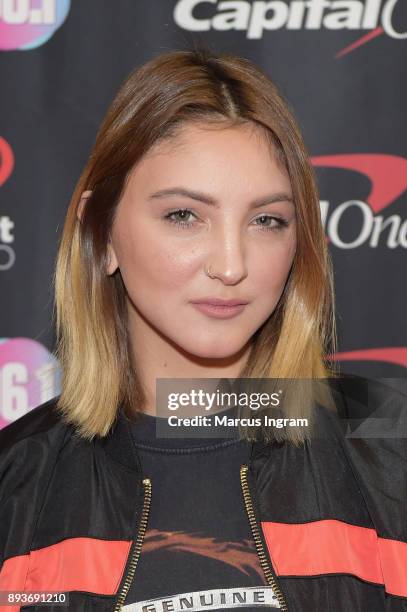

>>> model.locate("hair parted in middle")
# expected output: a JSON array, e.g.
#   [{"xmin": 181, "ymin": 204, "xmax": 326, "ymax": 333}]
[{"xmin": 53, "ymin": 47, "xmax": 338, "ymax": 445}]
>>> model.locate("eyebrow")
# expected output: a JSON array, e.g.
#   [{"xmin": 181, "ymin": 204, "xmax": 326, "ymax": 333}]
[{"xmin": 147, "ymin": 187, "xmax": 294, "ymax": 209}]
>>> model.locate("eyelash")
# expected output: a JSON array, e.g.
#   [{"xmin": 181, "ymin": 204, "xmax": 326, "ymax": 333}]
[{"xmin": 163, "ymin": 208, "xmax": 289, "ymax": 232}]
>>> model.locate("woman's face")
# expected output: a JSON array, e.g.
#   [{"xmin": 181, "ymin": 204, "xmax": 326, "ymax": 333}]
[{"xmin": 107, "ymin": 121, "xmax": 297, "ymax": 359}]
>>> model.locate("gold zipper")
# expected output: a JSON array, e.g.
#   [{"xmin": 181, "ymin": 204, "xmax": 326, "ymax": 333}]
[
  {"xmin": 240, "ymin": 464, "xmax": 288, "ymax": 611},
  {"xmin": 114, "ymin": 477, "xmax": 152, "ymax": 611}
]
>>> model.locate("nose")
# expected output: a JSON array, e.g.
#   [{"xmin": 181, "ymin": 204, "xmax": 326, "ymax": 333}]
[{"xmin": 205, "ymin": 228, "xmax": 248, "ymax": 285}]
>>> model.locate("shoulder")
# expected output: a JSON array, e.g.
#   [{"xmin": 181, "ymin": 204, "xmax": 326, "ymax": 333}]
[
  {"xmin": 327, "ymin": 374, "xmax": 407, "ymax": 421},
  {"xmin": 0, "ymin": 396, "xmax": 65, "ymax": 448},
  {"xmin": 0, "ymin": 397, "xmax": 70, "ymax": 502},
  {"xmin": 329, "ymin": 376, "xmax": 407, "ymax": 523}
]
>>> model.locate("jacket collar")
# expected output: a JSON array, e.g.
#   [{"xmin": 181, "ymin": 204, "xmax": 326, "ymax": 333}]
[
  {"xmin": 100, "ymin": 404, "xmax": 268, "ymax": 472},
  {"xmin": 99, "ymin": 375, "xmax": 365, "ymax": 473}
]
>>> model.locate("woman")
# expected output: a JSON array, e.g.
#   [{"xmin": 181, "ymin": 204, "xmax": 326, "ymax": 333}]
[{"xmin": 0, "ymin": 49, "xmax": 405, "ymax": 612}]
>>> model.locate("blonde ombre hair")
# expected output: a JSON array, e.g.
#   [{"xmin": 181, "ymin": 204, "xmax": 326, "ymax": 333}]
[{"xmin": 53, "ymin": 48, "xmax": 339, "ymax": 444}]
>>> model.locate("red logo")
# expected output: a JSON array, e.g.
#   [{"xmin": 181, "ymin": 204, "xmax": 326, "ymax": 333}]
[
  {"xmin": 332, "ymin": 347, "xmax": 407, "ymax": 369},
  {"xmin": 312, "ymin": 154, "xmax": 407, "ymax": 213},
  {"xmin": 0, "ymin": 137, "xmax": 14, "ymax": 187}
]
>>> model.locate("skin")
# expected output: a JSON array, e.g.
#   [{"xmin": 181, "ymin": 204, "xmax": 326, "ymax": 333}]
[{"xmin": 78, "ymin": 121, "xmax": 297, "ymax": 414}]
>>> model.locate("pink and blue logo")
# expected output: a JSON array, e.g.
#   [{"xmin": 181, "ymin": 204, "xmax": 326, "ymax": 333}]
[
  {"xmin": 0, "ymin": 337, "xmax": 61, "ymax": 430},
  {"xmin": 0, "ymin": 0, "xmax": 70, "ymax": 51}
]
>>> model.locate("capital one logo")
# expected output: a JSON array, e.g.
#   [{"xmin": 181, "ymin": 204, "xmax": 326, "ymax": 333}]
[
  {"xmin": 174, "ymin": 0, "xmax": 405, "ymax": 57},
  {"xmin": 313, "ymin": 154, "xmax": 407, "ymax": 249},
  {"xmin": 0, "ymin": 0, "xmax": 71, "ymax": 51},
  {"xmin": 318, "ymin": 153, "xmax": 407, "ymax": 372}
]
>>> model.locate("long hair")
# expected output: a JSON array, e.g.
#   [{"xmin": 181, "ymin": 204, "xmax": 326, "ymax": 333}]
[{"xmin": 53, "ymin": 48, "xmax": 339, "ymax": 444}]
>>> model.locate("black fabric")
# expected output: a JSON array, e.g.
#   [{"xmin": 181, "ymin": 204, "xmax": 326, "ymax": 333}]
[
  {"xmin": 0, "ymin": 377, "xmax": 406, "ymax": 611},
  {"xmin": 122, "ymin": 410, "xmax": 280, "ymax": 611}
]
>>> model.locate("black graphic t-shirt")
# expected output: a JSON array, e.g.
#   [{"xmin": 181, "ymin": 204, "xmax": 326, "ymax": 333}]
[{"xmin": 122, "ymin": 409, "xmax": 280, "ymax": 612}]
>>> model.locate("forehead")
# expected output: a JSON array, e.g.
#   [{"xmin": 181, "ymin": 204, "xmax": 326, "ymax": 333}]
[
  {"xmin": 126, "ymin": 120, "xmax": 290, "ymax": 194},
  {"xmin": 144, "ymin": 120, "xmax": 279, "ymax": 160},
  {"xmin": 120, "ymin": 123, "xmax": 293, "ymax": 211},
  {"xmin": 117, "ymin": 121, "xmax": 294, "ymax": 217}
]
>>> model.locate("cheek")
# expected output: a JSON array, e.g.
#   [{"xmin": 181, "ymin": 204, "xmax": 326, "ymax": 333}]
[{"xmin": 114, "ymin": 223, "xmax": 201, "ymax": 292}]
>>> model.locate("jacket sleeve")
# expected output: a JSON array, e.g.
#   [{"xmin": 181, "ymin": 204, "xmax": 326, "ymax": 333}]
[
  {"xmin": 0, "ymin": 430, "xmax": 34, "ymax": 598},
  {"xmin": 0, "ymin": 400, "xmax": 66, "ymax": 608},
  {"xmin": 337, "ymin": 377, "xmax": 407, "ymax": 610}
]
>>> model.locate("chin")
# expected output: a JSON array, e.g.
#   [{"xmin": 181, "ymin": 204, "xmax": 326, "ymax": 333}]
[{"xmin": 182, "ymin": 339, "xmax": 246, "ymax": 360}]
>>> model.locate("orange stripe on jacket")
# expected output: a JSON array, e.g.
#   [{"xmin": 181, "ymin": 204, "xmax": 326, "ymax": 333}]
[
  {"xmin": 0, "ymin": 537, "xmax": 132, "ymax": 601},
  {"xmin": 0, "ymin": 553, "xmax": 30, "ymax": 612},
  {"xmin": 261, "ymin": 519, "xmax": 407, "ymax": 598},
  {"xmin": 261, "ymin": 519, "xmax": 407, "ymax": 597},
  {"xmin": 378, "ymin": 536, "xmax": 407, "ymax": 598}
]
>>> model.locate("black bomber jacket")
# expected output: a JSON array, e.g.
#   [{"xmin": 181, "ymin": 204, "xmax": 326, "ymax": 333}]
[{"xmin": 0, "ymin": 376, "xmax": 406, "ymax": 611}]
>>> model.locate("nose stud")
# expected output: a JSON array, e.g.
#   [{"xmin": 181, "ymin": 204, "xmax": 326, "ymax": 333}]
[{"xmin": 205, "ymin": 264, "xmax": 217, "ymax": 279}]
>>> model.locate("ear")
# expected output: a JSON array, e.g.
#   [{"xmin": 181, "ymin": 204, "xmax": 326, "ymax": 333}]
[
  {"xmin": 77, "ymin": 190, "xmax": 119, "ymax": 275},
  {"xmin": 77, "ymin": 190, "xmax": 93, "ymax": 222},
  {"xmin": 106, "ymin": 240, "xmax": 119, "ymax": 276}
]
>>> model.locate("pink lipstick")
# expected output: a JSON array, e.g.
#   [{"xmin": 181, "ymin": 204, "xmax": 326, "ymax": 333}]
[{"xmin": 190, "ymin": 297, "xmax": 249, "ymax": 319}]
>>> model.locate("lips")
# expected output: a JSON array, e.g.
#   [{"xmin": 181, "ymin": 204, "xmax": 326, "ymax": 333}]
[
  {"xmin": 190, "ymin": 298, "xmax": 249, "ymax": 319},
  {"xmin": 191, "ymin": 298, "xmax": 249, "ymax": 306}
]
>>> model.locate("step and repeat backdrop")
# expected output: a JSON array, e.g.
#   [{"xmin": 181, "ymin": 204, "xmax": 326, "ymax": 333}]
[{"xmin": 0, "ymin": 0, "xmax": 406, "ymax": 429}]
